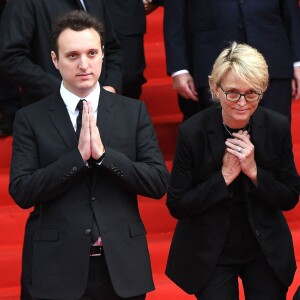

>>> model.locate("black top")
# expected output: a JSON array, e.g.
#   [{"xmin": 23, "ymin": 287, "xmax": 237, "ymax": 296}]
[{"xmin": 219, "ymin": 123, "xmax": 262, "ymax": 264}]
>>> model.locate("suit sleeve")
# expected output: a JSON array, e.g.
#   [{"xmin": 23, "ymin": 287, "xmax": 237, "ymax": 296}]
[
  {"xmin": 249, "ymin": 120, "xmax": 300, "ymax": 211},
  {"xmin": 163, "ymin": 0, "xmax": 191, "ymax": 75},
  {"xmin": 0, "ymin": 0, "xmax": 60, "ymax": 100},
  {"xmin": 281, "ymin": 0, "xmax": 300, "ymax": 62},
  {"xmin": 100, "ymin": 4, "xmax": 123, "ymax": 92},
  {"xmin": 166, "ymin": 127, "xmax": 231, "ymax": 219},
  {"xmin": 101, "ymin": 102, "xmax": 169, "ymax": 199},
  {"xmin": 9, "ymin": 109, "xmax": 87, "ymax": 209}
]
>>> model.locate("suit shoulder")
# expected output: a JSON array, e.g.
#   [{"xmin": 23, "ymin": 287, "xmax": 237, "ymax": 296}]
[
  {"xmin": 102, "ymin": 89, "xmax": 145, "ymax": 110},
  {"xmin": 16, "ymin": 93, "xmax": 56, "ymax": 116},
  {"xmin": 180, "ymin": 105, "xmax": 220, "ymax": 132},
  {"xmin": 257, "ymin": 106, "xmax": 289, "ymax": 129}
]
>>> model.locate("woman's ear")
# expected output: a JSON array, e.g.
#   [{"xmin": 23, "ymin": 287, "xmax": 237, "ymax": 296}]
[{"xmin": 210, "ymin": 79, "xmax": 219, "ymax": 99}]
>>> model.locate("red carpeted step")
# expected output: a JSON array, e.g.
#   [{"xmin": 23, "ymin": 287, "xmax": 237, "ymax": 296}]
[
  {"xmin": 145, "ymin": 8, "xmax": 164, "ymax": 45},
  {"xmin": 0, "ymin": 245, "xmax": 22, "ymax": 289},
  {"xmin": 138, "ymin": 197, "xmax": 176, "ymax": 235},
  {"xmin": 0, "ymin": 137, "xmax": 12, "ymax": 169},
  {"xmin": 0, "ymin": 205, "xmax": 30, "ymax": 245},
  {"xmin": 141, "ymin": 78, "xmax": 180, "ymax": 116},
  {"xmin": 0, "ymin": 206, "xmax": 26, "ymax": 289},
  {"xmin": 0, "ymin": 287, "xmax": 20, "ymax": 300},
  {"xmin": 291, "ymin": 104, "xmax": 300, "ymax": 144},
  {"xmin": 144, "ymin": 42, "xmax": 167, "ymax": 79},
  {"xmin": 0, "ymin": 167, "xmax": 13, "ymax": 206},
  {"xmin": 153, "ymin": 119, "xmax": 179, "ymax": 161}
]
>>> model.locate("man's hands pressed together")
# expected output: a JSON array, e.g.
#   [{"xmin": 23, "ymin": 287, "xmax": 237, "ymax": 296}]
[{"xmin": 78, "ymin": 101, "xmax": 105, "ymax": 162}]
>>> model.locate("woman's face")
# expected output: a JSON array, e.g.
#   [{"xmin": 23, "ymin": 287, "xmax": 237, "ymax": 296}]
[{"xmin": 214, "ymin": 70, "xmax": 260, "ymax": 128}]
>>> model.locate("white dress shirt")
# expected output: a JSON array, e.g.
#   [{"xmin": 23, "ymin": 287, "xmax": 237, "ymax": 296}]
[{"xmin": 60, "ymin": 81, "xmax": 100, "ymax": 132}]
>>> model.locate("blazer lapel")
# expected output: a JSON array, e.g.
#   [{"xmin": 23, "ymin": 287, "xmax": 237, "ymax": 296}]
[
  {"xmin": 49, "ymin": 91, "xmax": 78, "ymax": 150},
  {"xmin": 207, "ymin": 106, "xmax": 226, "ymax": 169},
  {"xmin": 251, "ymin": 107, "xmax": 267, "ymax": 162},
  {"xmin": 96, "ymin": 87, "xmax": 116, "ymax": 147},
  {"xmin": 90, "ymin": 88, "xmax": 116, "ymax": 192}
]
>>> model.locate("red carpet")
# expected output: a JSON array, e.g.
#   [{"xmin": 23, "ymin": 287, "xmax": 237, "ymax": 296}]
[{"xmin": 0, "ymin": 8, "xmax": 299, "ymax": 299}]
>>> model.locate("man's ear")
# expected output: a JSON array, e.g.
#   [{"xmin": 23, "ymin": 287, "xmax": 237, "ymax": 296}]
[{"xmin": 51, "ymin": 51, "xmax": 58, "ymax": 69}]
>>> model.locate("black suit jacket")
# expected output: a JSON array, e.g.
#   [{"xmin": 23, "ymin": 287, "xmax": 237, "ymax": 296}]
[
  {"xmin": 164, "ymin": 0, "xmax": 300, "ymax": 88},
  {"xmin": 9, "ymin": 88, "xmax": 169, "ymax": 299},
  {"xmin": 103, "ymin": 0, "xmax": 146, "ymax": 35},
  {"xmin": 0, "ymin": 0, "xmax": 122, "ymax": 105},
  {"xmin": 166, "ymin": 105, "xmax": 300, "ymax": 294}
]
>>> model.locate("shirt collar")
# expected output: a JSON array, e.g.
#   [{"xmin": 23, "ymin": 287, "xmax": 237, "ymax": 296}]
[{"xmin": 60, "ymin": 82, "xmax": 100, "ymax": 114}]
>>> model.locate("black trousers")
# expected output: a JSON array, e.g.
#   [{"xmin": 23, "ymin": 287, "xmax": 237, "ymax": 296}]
[
  {"xmin": 195, "ymin": 255, "xmax": 287, "ymax": 300},
  {"xmin": 117, "ymin": 33, "xmax": 146, "ymax": 100},
  {"xmin": 178, "ymin": 86, "xmax": 213, "ymax": 122},
  {"xmin": 79, "ymin": 254, "xmax": 146, "ymax": 300},
  {"xmin": 260, "ymin": 78, "xmax": 292, "ymax": 123}
]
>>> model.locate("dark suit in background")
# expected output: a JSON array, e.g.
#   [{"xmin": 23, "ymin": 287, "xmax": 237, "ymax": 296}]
[
  {"xmin": 164, "ymin": 0, "xmax": 300, "ymax": 121},
  {"xmin": 10, "ymin": 87, "xmax": 169, "ymax": 299},
  {"xmin": 0, "ymin": 0, "xmax": 122, "ymax": 106},
  {"xmin": 0, "ymin": 0, "xmax": 21, "ymax": 136},
  {"xmin": 103, "ymin": 0, "xmax": 147, "ymax": 99}
]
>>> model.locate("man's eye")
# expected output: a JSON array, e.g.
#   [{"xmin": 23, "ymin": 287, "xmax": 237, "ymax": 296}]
[
  {"xmin": 89, "ymin": 51, "xmax": 97, "ymax": 56},
  {"xmin": 68, "ymin": 53, "xmax": 77, "ymax": 59}
]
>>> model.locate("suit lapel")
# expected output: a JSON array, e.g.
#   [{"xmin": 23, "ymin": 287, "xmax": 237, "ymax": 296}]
[
  {"xmin": 207, "ymin": 106, "xmax": 226, "ymax": 169},
  {"xmin": 90, "ymin": 88, "xmax": 116, "ymax": 191},
  {"xmin": 251, "ymin": 107, "xmax": 267, "ymax": 162},
  {"xmin": 49, "ymin": 91, "xmax": 78, "ymax": 150},
  {"xmin": 96, "ymin": 87, "xmax": 116, "ymax": 147}
]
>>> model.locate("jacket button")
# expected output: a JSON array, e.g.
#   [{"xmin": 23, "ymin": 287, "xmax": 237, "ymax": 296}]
[
  {"xmin": 85, "ymin": 229, "xmax": 92, "ymax": 235},
  {"xmin": 91, "ymin": 197, "xmax": 96, "ymax": 204},
  {"xmin": 255, "ymin": 230, "xmax": 260, "ymax": 237}
]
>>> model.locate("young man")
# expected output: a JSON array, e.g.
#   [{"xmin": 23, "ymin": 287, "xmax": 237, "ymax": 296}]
[
  {"xmin": 0, "ymin": 0, "xmax": 122, "ymax": 106},
  {"xmin": 9, "ymin": 10, "xmax": 169, "ymax": 300}
]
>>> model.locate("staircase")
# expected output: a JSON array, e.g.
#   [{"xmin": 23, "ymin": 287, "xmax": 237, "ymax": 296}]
[{"xmin": 0, "ymin": 7, "xmax": 299, "ymax": 299}]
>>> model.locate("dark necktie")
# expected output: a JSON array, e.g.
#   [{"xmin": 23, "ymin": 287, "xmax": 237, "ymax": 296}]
[
  {"xmin": 75, "ymin": 99, "xmax": 100, "ymax": 244},
  {"xmin": 76, "ymin": 99, "xmax": 85, "ymax": 137}
]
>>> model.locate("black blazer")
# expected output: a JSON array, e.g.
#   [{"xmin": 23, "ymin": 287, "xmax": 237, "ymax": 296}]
[
  {"xmin": 164, "ymin": 0, "xmax": 300, "ymax": 88},
  {"xmin": 9, "ymin": 88, "xmax": 169, "ymax": 299},
  {"xmin": 0, "ymin": 0, "xmax": 122, "ymax": 105},
  {"xmin": 166, "ymin": 105, "xmax": 300, "ymax": 294}
]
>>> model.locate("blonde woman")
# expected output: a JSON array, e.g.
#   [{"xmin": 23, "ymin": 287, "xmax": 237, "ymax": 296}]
[{"xmin": 166, "ymin": 42, "xmax": 300, "ymax": 300}]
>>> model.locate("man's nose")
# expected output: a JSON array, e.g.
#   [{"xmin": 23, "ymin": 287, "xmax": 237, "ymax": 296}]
[{"xmin": 79, "ymin": 56, "xmax": 89, "ymax": 69}]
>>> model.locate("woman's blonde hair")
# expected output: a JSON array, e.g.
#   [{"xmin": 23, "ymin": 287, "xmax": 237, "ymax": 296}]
[{"xmin": 208, "ymin": 42, "xmax": 269, "ymax": 100}]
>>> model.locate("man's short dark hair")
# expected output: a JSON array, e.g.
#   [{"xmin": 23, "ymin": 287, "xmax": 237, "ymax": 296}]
[{"xmin": 51, "ymin": 10, "xmax": 104, "ymax": 56}]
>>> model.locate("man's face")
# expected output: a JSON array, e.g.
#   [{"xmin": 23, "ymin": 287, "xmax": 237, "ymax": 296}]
[{"xmin": 51, "ymin": 28, "xmax": 103, "ymax": 97}]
